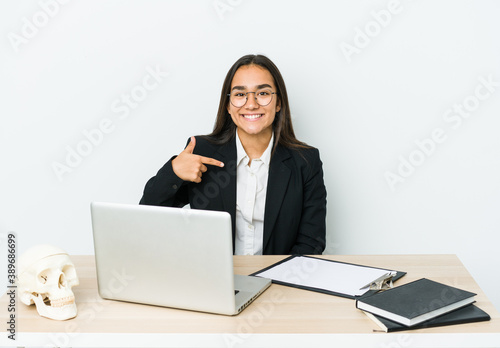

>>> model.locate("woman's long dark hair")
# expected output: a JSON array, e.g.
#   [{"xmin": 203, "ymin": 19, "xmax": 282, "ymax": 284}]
[{"xmin": 205, "ymin": 54, "xmax": 309, "ymax": 152}]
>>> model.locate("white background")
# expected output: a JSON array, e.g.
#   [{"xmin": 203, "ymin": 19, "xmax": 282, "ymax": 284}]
[{"xmin": 1, "ymin": 0, "xmax": 499, "ymax": 312}]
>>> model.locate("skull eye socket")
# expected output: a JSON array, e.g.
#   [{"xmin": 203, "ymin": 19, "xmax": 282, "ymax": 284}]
[
  {"xmin": 62, "ymin": 265, "xmax": 77, "ymax": 286},
  {"xmin": 37, "ymin": 270, "xmax": 50, "ymax": 284},
  {"xmin": 59, "ymin": 273, "xmax": 66, "ymax": 288}
]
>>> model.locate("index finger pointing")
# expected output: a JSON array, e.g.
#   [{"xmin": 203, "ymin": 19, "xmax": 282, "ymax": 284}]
[{"xmin": 200, "ymin": 156, "xmax": 224, "ymax": 168}]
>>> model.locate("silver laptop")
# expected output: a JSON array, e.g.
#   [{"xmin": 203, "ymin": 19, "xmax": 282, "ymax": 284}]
[{"xmin": 90, "ymin": 202, "xmax": 271, "ymax": 315}]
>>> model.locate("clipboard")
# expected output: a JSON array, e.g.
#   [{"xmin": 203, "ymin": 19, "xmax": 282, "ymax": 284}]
[{"xmin": 250, "ymin": 255, "xmax": 406, "ymax": 300}]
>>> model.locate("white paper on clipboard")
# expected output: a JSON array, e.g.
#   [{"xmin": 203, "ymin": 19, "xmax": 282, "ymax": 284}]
[{"xmin": 254, "ymin": 256, "xmax": 397, "ymax": 297}]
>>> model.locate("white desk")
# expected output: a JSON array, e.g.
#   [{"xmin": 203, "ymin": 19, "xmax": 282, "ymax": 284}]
[{"xmin": 1, "ymin": 254, "xmax": 499, "ymax": 347}]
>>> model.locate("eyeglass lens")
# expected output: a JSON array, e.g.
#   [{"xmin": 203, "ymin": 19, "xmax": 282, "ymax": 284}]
[{"xmin": 230, "ymin": 89, "xmax": 274, "ymax": 107}]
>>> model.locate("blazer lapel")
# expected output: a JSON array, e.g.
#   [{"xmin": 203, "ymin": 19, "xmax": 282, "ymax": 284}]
[{"xmin": 263, "ymin": 144, "xmax": 291, "ymax": 251}]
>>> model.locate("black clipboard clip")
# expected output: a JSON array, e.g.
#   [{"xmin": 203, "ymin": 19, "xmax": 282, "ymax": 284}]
[{"xmin": 359, "ymin": 271, "xmax": 396, "ymax": 291}]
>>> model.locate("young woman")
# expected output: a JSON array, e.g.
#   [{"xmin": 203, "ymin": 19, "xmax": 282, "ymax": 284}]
[{"xmin": 140, "ymin": 54, "xmax": 327, "ymax": 255}]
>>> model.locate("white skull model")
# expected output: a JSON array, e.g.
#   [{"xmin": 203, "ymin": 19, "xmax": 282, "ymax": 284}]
[{"xmin": 17, "ymin": 244, "xmax": 79, "ymax": 320}]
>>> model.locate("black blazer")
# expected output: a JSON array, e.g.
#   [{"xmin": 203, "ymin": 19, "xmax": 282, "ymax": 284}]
[{"xmin": 139, "ymin": 136, "xmax": 327, "ymax": 255}]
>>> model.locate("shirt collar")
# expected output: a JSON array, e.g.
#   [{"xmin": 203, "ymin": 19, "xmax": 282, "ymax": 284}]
[{"xmin": 235, "ymin": 131, "xmax": 274, "ymax": 167}]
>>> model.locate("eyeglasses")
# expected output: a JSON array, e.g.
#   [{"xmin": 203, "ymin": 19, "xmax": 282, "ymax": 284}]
[{"xmin": 228, "ymin": 89, "xmax": 278, "ymax": 108}]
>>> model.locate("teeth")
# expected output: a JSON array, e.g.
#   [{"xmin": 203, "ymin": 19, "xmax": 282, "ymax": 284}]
[
  {"xmin": 49, "ymin": 296, "xmax": 75, "ymax": 308},
  {"xmin": 243, "ymin": 114, "xmax": 262, "ymax": 119}
]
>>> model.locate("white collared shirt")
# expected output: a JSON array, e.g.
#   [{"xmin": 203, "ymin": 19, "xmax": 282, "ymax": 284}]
[{"xmin": 234, "ymin": 132, "xmax": 274, "ymax": 255}]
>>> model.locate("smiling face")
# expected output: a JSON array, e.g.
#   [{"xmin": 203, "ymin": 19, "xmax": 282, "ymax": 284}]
[{"xmin": 227, "ymin": 64, "xmax": 281, "ymax": 143}]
